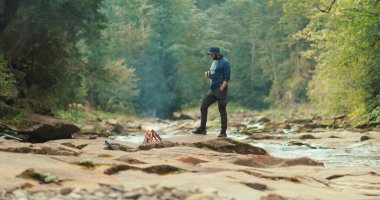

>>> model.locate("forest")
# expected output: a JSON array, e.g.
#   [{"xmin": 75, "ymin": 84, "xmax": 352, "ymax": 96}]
[
  {"xmin": 1, "ymin": 0, "xmax": 379, "ymax": 120},
  {"xmin": 1, "ymin": 1, "xmax": 380, "ymax": 199}
]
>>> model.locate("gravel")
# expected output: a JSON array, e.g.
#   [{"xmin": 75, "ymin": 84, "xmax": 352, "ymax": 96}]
[{"xmin": 1, "ymin": 185, "xmax": 233, "ymax": 200}]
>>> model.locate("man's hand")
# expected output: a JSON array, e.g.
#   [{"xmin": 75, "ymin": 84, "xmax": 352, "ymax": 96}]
[
  {"xmin": 205, "ymin": 71, "xmax": 211, "ymax": 79},
  {"xmin": 220, "ymin": 81, "xmax": 228, "ymax": 92}
]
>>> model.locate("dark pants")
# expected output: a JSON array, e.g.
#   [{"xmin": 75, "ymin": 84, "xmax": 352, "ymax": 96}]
[{"xmin": 200, "ymin": 88, "xmax": 228, "ymax": 131}]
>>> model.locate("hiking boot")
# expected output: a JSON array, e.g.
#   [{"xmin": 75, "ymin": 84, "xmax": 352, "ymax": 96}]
[
  {"xmin": 217, "ymin": 130, "xmax": 227, "ymax": 138},
  {"xmin": 192, "ymin": 127, "xmax": 207, "ymax": 135}
]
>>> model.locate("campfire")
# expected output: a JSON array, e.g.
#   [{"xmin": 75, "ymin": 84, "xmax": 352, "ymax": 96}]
[{"xmin": 143, "ymin": 129, "xmax": 162, "ymax": 144}]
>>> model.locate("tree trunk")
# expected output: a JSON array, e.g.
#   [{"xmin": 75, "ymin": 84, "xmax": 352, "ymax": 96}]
[
  {"xmin": 250, "ymin": 29, "xmax": 255, "ymax": 80},
  {"xmin": 271, "ymin": 48, "xmax": 277, "ymax": 81}
]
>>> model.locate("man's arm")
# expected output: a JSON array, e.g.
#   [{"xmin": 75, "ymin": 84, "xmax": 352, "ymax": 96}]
[{"xmin": 220, "ymin": 61, "xmax": 231, "ymax": 92}]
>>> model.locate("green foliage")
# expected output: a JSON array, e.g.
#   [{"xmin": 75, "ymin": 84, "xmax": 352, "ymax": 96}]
[
  {"xmin": 365, "ymin": 106, "xmax": 380, "ymax": 122},
  {"xmin": 87, "ymin": 60, "xmax": 139, "ymax": 113},
  {"xmin": 0, "ymin": 0, "xmax": 106, "ymax": 110},
  {"xmin": 2, "ymin": 0, "xmax": 378, "ymax": 119},
  {"xmin": 42, "ymin": 173, "xmax": 57, "ymax": 184},
  {"xmin": 0, "ymin": 57, "xmax": 17, "ymax": 99},
  {"xmin": 284, "ymin": 0, "xmax": 380, "ymax": 116}
]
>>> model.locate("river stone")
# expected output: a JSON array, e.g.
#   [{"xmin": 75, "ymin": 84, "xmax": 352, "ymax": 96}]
[
  {"xmin": 20, "ymin": 123, "xmax": 80, "ymax": 142},
  {"xmin": 355, "ymin": 122, "xmax": 380, "ymax": 129},
  {"xmin": 360, "ymin": 135, "xmax": 372, "ymax": 141},
  {"xmin": 193, "ymin": 138, "xmax": 268, "ymax": 155},
  {"xmin": 299, "ymin": 134, "xmax": 317, "ymax": 140}
]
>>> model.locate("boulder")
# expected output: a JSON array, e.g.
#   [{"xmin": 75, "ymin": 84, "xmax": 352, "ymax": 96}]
[
  {"xmin": 112, "ymin": 123, "xmax": 126, "ymax": 134},
  {"xmin": 193, "ymin": 138, "xmax": 268, "ymax": 155},
  {"xmin": 360, "ymin": 135, "xmax": 372, "ymax": 142},
  {"xmin": 20, "ymin": 123, "xmax": 80, "ymax": 142},
  {"xmin": 355, "ymin": 122, "xmax": 380, "ymax": 129}
]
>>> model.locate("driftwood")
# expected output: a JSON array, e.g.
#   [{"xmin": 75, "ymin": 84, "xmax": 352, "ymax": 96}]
[{"xmin": 143, "ymin": 129, "xmax": 162, "ymax": 144}]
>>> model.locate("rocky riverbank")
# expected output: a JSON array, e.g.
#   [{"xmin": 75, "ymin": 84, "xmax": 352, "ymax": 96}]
[{"xmin": 0, "ymin": 113, "xmax": 379, "ymax": 199}]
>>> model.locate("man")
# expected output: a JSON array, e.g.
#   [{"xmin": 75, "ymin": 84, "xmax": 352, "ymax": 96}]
[{"xmin": 192, "ymin": 46, "xmax": 231, "ymax": 137}]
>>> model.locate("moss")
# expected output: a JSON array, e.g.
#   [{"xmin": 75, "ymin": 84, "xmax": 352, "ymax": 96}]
[
  {"xmin": 75, "ymin": 144, "xmax": 88, "ymax": 149},
  {"xmin": 97, "ymin": 154, "xmax": 113, "ymax": 158},
  {"xmin": 78, "ymin": 159, "xmax": 96, "ymax": 169}
]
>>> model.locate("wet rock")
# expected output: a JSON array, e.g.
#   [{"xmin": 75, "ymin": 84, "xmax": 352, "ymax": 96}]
[
  {"xmin": 326, "ymin": 174, "xmax": 345, "ymax": 180},
  {"xmin": 104, "ymin": 164, "xmax": 185, "ymax": 175},
  {"xmin": 360, "ymin": 135, "xmax": 372, "ymax": 141},
  {"xmin": 20, "ymin": 123, "xmax": 80, "ymax": 142},
  {"xmin": 104, "ymin": 164, "xmax": 138, "ymax": 175},
  {"xmin": 299, "ymin": 134, "xmax": 317, "ymax": 140},
  {"xmin": 193, "ymin": 138, "xmax": 267, "ymax": 155},
  {"xmin": 244, "ymin": 182, "xmax": 268, "ymax": 191},
  {"xmin": 142, "ymin": 165, "xmax": 185, "ymax": 175}
]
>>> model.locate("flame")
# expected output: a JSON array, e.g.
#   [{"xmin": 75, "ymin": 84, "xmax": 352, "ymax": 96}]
[{"xmin": 143, "ymin": 129, "xmax": 162, "ymax": 144}]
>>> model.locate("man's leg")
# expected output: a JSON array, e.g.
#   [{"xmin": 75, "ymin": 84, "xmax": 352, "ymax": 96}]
[
  {"xmin": 217, "ymin": 89, "xmax": 228, "ymax": 136},
  {"xmin": 200, "ymin": 91, "xmax": 217, "ymax": 130}
]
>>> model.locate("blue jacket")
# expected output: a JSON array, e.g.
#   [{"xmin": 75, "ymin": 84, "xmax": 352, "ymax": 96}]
[{"xmin": 209, "ymin": 56, "xmax": 231, "ymax": 91}]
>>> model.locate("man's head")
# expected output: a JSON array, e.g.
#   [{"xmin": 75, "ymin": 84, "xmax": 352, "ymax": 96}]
[{"xmin": 207, "ymin": 46, "xmax": 222, "ymax": 59}]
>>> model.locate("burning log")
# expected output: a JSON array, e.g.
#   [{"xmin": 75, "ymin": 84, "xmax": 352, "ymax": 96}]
[{"xmin": 143, "ymin": 129, "xmax": 162, "ymax": 144}]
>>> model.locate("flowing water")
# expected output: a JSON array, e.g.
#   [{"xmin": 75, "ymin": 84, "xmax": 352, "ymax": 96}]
[
  {"xmin": 250, "ymin": 141, "xmax": 380, "ymax": 168},
  {"xmin": 113, "ymin": 127, "xmax": 380, "ymax": 168}
]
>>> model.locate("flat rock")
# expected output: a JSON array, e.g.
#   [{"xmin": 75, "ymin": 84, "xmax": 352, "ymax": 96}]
[{"xmin": 192, "ymin": 138, "xmax": 268, "ymax": 155}]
